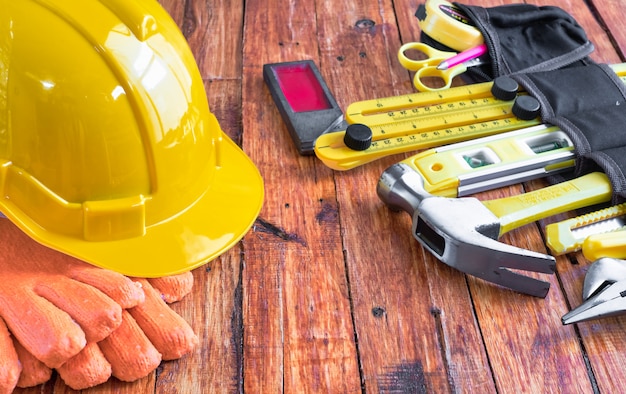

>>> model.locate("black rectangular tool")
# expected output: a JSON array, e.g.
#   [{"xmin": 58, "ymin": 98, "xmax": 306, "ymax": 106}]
[{"xmin": 263, "ymin": 60, "xmax": 345, "ymax": 155}]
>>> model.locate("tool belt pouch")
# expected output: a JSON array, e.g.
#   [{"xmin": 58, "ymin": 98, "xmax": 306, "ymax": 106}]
[
  {"xmin": 512, "ymin": 63, "xmax": 626, "ymax": 201},
  {"xmin": 421, "ymin": 3, "xmax": 594, "ymax": 81}
]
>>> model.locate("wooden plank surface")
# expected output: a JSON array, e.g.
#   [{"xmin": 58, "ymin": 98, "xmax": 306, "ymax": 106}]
[
  {"xmin": 240, "ymin": 2, "xmax": 362, "ymax": 392},
  {"xmin": 557, "ymin": 3, "xmax": 626, "ymax": 393},
  {"xmin": 12, "ymin": 0, "xmax": 626, "ymax": 393}
]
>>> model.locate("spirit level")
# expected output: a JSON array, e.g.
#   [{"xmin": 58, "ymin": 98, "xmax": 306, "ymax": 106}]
[{"xmin": 402, "ymin": 124, "xmax": 575, "ymax": 197}]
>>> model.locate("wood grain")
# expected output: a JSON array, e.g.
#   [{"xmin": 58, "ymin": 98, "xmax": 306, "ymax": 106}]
[
  {"xmin": 241, "ymin": 1, "xmax": 362, "ymax": 393},
  {"xmin": 12, "ymin": 0, "xmax": 626, "ymax": 392}
]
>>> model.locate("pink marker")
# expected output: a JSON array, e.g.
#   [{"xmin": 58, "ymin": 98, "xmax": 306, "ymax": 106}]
[{"xmin": 437, "ymin": 43, "xmax": 488, "ymax": 70}]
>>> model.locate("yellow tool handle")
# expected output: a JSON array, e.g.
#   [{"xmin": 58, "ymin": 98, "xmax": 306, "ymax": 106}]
[
  {"xmin": 545, "ymin": 202, "xmax": 626, "ymax": 255},
  {"xmin": 544, "ymin": 223, "xmax": 576, "ymax": 255},
  {"xmin": 481, "ymin": 172, "xmax": 613, "ymax": 236},
  {"xmin": 583, "ymin": 230, "xmax": 626, "ymax": 261},
  {"xmin": 411, "ymin": 63, "xmax": 469, "ymax": 92},
  {"xmin": 403, "ymin": 125, "xmax": 573, "ymax": 197},
  {"xmin": 610, "ymin": 63, "xmax": 626, "ymax": 75}
]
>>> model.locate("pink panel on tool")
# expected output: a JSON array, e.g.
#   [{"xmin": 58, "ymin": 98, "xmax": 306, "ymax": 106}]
[{"xmin": 273, "ymin": 63, "xmax": 332, "ymax": 112}]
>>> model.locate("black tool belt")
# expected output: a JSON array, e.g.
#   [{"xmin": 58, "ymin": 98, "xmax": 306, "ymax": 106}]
[
  {"xmin": 420, "ymin": 2, "xmax": 626, "ymax": 201},
  {"xmin": 453, "ymin": 3, "xmax": 594, "ymax": 78},
  {"xmin": 512, "ymin": 63, "xmax": 626, "ymax": 202}
]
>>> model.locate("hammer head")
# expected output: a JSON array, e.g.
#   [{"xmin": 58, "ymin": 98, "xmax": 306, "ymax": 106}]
[
  {"xmin": 378, "ymin": 163, "xmax": 556, "ymax": 297},
  {"xmin": 415, "ymin": 197, "xmax": 555, "ymax": 297}
]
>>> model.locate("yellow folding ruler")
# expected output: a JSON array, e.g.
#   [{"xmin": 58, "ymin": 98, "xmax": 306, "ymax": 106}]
[{"xmin": 314, "ymin": 63, "xmax": 626, "ymax": 171}]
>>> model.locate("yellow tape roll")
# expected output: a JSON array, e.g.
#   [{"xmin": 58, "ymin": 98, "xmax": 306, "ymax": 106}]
[{"xmin": 416, "ymin": 0, "xmax": 483, "ymax": 51}]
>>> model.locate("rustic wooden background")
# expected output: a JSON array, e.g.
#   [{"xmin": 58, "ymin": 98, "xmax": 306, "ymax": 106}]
[{"xmin": 16, "ymin": 0, "xmax": 626, "ymax": 392}]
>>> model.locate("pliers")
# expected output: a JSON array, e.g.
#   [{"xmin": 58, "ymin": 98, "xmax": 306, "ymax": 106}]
[{"xmin": 562, "ymin": 258, "xmax": 626, "ymax": 324}]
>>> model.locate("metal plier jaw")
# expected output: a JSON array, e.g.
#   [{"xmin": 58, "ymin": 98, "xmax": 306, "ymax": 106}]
[{"xmin": 562, "ymin": 258, "xmax": 626, "ymax": 324}]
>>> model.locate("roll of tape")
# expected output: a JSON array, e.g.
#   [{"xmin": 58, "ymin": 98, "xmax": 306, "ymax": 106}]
[{"xmin": 416, "ymin": 0, "xmax": 483, "ymax": 51}]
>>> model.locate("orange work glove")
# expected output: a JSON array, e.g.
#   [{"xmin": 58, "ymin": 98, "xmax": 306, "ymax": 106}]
[
  {"xmin": 13, "ymin": 273, "xmax": 198, "ymax": 390},
  {"xmin": 0, "ymin": 318, "xmax": 19, "ymax": 394},
  {"xmin": 11, "ymin": 339, "xmax": 51, "ymax": 389},
  {"xmin": 0, "ymin": 217, "xmax": 198, "ymax": 391},
  {"xmin": 0, "ymin": 218, "xmax": 145, "ymax": 370},
  {"xmin": 56, "ymin": 273, "xmax": 198, "ymax": 389}
]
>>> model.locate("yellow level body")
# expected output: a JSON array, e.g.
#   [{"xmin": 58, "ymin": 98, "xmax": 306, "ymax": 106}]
[{"xmin": 402, "ymin": 124, "xmax": 575, "ymax": 197}]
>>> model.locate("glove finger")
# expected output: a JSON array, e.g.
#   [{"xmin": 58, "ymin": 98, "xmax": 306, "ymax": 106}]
[
  {"xmin": 35, "ymin": 277, "xmax": 122, "ymax": 343},
  {"xmin": 12, "ymin": 339, "xmax": 52, "ymax": 388},
  {"xmin": 0, "ymin": 318, "xmax": 20, "ymax": 394},
  {"xmin": 98, "ymin": 310, "xmax": 162, "ymax": 382},
  {"xmin": 147, "ymin": 271, "xmax": 194, "ymax": 303},
  {"xmin": 0, "ymin": 291, "xmax": 86, "ymax": 368},
  {"xmin": 68, "ymin": 263, "xmax": 145, "ymax": 309},
  {"xmin": 130, "ymin": 279, "xmax": 198, "ymax": 360},
  {"xmin": 56, "ymin": 342, "xmax": 111, "ymax": 390}
]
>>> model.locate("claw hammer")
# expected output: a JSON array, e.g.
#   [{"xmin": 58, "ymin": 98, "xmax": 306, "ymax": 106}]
[{"xmin": 377, "ymin": 164, "xmax": 613, "ymax": 297}]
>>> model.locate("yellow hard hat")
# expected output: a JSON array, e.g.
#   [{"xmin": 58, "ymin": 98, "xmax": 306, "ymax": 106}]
[{"xmin": 0, "ymin": 0, "xmax": 264, "ymax": 276}]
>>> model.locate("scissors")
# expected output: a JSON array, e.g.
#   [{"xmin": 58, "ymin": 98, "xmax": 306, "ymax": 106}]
[{"xmin": 398, "ymin": 42, "xmax": 488, "ymax": 92}]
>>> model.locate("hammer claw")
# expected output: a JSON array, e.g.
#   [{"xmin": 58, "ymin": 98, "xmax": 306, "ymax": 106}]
[
  {"xmin": 484, "ymin": 267, "xmax": 551, "ymax": 298},
  {"xmin": 417, "ymin": 224, "xmax": 555, "ymax": 297},
  {"xmin": 378, "ymin": 163, "xmax": 611, "ymax": 297}
]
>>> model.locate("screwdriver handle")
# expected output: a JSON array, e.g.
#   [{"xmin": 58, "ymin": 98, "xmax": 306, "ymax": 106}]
[
  {"xmin": 482, "ymin": 172, "xmax": 613, "ymax": 236},
  {"xmin": 583, "ymin": 230, "xmax": 626, "ymax": 261}
]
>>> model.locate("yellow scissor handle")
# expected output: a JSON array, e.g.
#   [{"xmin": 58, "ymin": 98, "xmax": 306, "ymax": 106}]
[
  {"xmin": 413, "ymin": 63, "xmax": 469, "ymax": 91},
  {"xmin": 397, "ymin": 42, "xmax": 456, "ymax": 69},
  {"xmin": 397, "ymin": 42, "xmax": 465, "ymax": 92},
  {"xmin": 482, "ymin": 172, "xmax": 613, "ymax": 236}
]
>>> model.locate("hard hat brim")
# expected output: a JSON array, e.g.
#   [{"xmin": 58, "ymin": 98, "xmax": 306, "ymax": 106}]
[{"xmin": 3, "ymin": 135, "xmax": 264, "ymax": 277}]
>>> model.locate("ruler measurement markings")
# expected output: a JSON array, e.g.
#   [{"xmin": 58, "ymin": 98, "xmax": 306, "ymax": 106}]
[
  {"xmin": 347, "ymin": 86, "xmax": 500, "ymax": 122},
  {"xmin": 316, "ymin": 117, "xmax": 541, "ymax": 169},
  {"xmin": 366, "ymin": 103, "xmax": 514, "ymax": 140},
  {"xmin": 348, "ymin": 97, "xmax": 503, "ymax": 125},
  {"xmin": 368, "ymin": 118, "xmax": 540, "ymax": 152}
]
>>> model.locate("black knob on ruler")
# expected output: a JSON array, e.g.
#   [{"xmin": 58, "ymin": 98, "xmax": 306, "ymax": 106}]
[
  {"xmin": 344, "ymin": 123, "xmax": 373, "ymax": 151},
  {"xmin": 491, "ymin": 76, "xmax": 519, "ymax": 101},
  {"xmin": 512, "ymin": 95, "xmax": 541, "ymax": 120}
]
